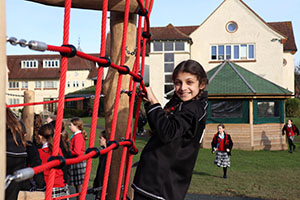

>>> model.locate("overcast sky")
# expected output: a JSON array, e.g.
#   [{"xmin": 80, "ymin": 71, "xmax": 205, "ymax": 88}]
[{"xmin": 5, "ymin": 0, "xmax": 300, "ymax": 65}]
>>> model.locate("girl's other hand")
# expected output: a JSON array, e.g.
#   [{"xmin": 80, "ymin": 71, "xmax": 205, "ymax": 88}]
[{"xmin": 144, "ymin": 87, "xmax": 159, "ymax": 105}]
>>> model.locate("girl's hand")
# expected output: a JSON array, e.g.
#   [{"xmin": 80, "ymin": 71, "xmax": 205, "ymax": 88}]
[
  {"xmin": 143, "ymin": 87, "xmax": 159, "ymax": 105},
  {"xmin": 226, "ymin": 148, "xmax": 230, "ymax": 152}
]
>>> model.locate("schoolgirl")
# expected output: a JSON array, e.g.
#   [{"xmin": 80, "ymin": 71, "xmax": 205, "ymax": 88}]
[
  {"xmin": 132, "ymin": 60, "xmax": 208, "ymax": 200},
  {"xmin": 6, "ymin": 108, "xmax": 27, "ymax": 200},
  {"xmin": 37, "ymin": 123, "xmax": 70, "ymax": 198},
  {"xmin": 211, "ymin": 124, "xmax": 233, "ymax": 178},
  {"xmin": 69, "ymin": 117, "xmax": 88, "ymax": 196},
  {"xmin": 282, "ymin": 119, "xmax": 299, "ymax": 153}
]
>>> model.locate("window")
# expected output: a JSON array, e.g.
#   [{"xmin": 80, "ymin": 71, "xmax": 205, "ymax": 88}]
[
  {"xmin": 35, "ymin": 81, "xmax": 41, "ymax": 88},
  {"xmin": 175, "ymin": 42, "xmax": 185, "ymax": 51},
  {"xmin": 226, "ymin": 45, "xmax": 231, "ymax": 60},
  {"xmin": 43, "ymin": 59, "xmax": 60, "ymax": 68},
  {"xmin": 283, "ymin": 59, "xmax": 287, "ymax": 66},
  {"xmin": 9, "ymin": 81, "xmax": 19, "ymax": 89},
  {"xmin": 153, "ymin": 42, "xmax": 162, "ymax": 51},
  {"xmin": 164, "ymin": 42, "xmax": 174, "ymax": 51},
  {"xmin": 211, "ymin": 46, "xmax": 217, "ymax": 60},
  {"xmin": 164, "ymin": 53, "xmax": 174, "ymax": 95},
  {"xmin": 218, "ymin": 45, "xmax": 224, "ymax": 60},
  {"xmin": 234, "ymin": 45, "xmax": 239, "ymax": 59},
  {"xmin": 226, "ymin": 21, "xmax": 238, "ymax": 33},
  {"xmin": 8, "ymin": 98, "xmax": 20, "ymax": 105},
  {"xmin": 73, "ymin": 81, "xmax": 79, "ymax": 87},
  {"xmin": 211, "ymin": 100, "xmax": 243, "ymax": 118},
  {"xmin": 82, "ymin": 81, "xmax": 85, "ymax": 87},
  {"xmin": 211, "ymin": 44, "xmax": 255, "ymax": 61},
  {"xmin": 22, "ymin": 81, "xmax": 28, "ymax": 89},
  {"xmin": 44, "ymin": 81, "xmax": 57, "ymax": 88},
  {"xmin": 21, "ymin": 60, "xmax": 38, "ymax": 68},
  {"xmin": 67, "ymin": 81, "xmax": 70, "ymax": 88},
  {"xmin": 257, "ymin": 101, "xmax": 279, "ymax": 118},
  {"xmin": 152, "ymin": 41, "xmax": 185, "ymax": 52}
]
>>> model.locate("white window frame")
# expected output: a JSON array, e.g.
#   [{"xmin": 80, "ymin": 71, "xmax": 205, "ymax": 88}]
[
  {"xmin": 35, "ymin": 81, "xmax": 41, "ymax": 89},
  {"xmin": 44, "ymin": 81, "xmax": 57, "ymax": 89},
  {"xmin": 9, "ymin": 81, "xmax": 19, "ymax": 89},
  {"xmin": 22, "ymin": 81, "xmax": 28, "ymax": 89},
  {"xmin": 152, "ymin": 41, "xmax": 186, "ymax": 52},
  {"xmin": 210, "ymin": 44, "xmax": 255, "ymax": 61},
  {"xmin": 8, "ymin": 98, "xmax": 20, "ymax": 105},
  {"xmin": 43, "ymin": 59, "xmax": 60, "ymax": 68},
  {"xmin": 21, "ymin": 60, "xmax": 38, "ymax": 69}
]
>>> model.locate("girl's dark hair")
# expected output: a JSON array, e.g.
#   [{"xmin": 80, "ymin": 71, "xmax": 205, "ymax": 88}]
[
  {"xmin": 38, "ymin": 123, "xmax": 54, "ymax": 152},
  {"xmin": 49, "ymin": 120, "xmax": 70, "ymax": 153},
  {"xmin": 71, "ymin": 117, "xmax": 88, "ymax": 140},
  {"xmin": 217, "ymin": 123, "xmax": 225, "ymax": 129},
  {"xmin": 33, "ymin": 113, "xmax": 43, "ymax": 145},
  {"xmin": 6, "ymin": 108, "xmax": 26, "ymax": 147},
  {"xmin": 165, "ymin": 59, "xmax": 208, "ymax": 112}
]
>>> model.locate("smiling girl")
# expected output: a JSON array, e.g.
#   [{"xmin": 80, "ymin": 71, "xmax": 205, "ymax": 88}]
[{"xmin": 132, "ymin": 60, "xmax": 208, "ymax": 200}]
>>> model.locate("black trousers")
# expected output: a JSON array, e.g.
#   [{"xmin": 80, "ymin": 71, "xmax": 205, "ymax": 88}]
[{"xmin": 288, "ymin": 137, "xmax": 296, "ymax": 151}]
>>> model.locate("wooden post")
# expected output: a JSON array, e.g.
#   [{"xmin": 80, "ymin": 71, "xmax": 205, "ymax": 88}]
[
  {"xmin": 22, "ymin": 90, "xmax": 35, "ymax": 141},
  {"xmin": 0, "ymin": 0, "xmax": 7, "ymax": 198},
  {"xmin": 249, "ymin": 99, "xmax": 254, "ymax": 150},
  {"xmin": 102, "ymin": 11, "xmax": 137, "ymax": 200}
]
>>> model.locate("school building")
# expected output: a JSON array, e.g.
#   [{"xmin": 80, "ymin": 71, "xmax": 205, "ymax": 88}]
[{"xmin": 145, "ymin": 0, "xmax": 297, "ymax": 150}]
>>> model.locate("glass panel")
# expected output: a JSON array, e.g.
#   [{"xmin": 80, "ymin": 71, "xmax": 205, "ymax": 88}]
[
  {"xmin": 218, "ymin": 45, "xmax": 224, "ymax": 60},
  {"xmin": 164, "ymin": 85, "xmax": 174, "ymax": 94},
  {"xmin": 164, "ymin": 53, "xmax": 174, "ymax": 62},
  {"xmin": 164, "ymin": 63, "xmax": 174, "ymax": 72},
  {"xmin": 153, "ymin": 42, "xmax": 162, "ymax": 51},
  {"xmin": 249, "ymin": 45, "xmax": 254, "ymax": 59},
  {"xmin": 164, "ymin": 42, "xmax": 174, "ymax": 51},
  {"xmin": 211, "ymin": 46, "xmax": 217, "ymax": 60},
  {"xmin": 165, "ymin": 74, "xmax": 173, "ymax": 83},
  {"xmin": 226, "ymin": 45, "xmax": 231, "ymax": 60},
  {"xmin": 257, "ymin": 101, "xmax": 279, "ymax": 117},
  {"xmin": 175, "ymin": 41, "xmax": 184, "ymax": 51},
  {"xmin": 211, "ymin": 100, "xmax": 243, "ymax": 118},
  {"xmin": 240, "ymin": 44, "xmax": 247, "ymax": 59},
  {"xmin": 227, "ymin": 22, "xmax": 237, "ymax": 32},
  {"xmin": 234, "ymin": 45, "xmax": 239, "ymax": 59}
]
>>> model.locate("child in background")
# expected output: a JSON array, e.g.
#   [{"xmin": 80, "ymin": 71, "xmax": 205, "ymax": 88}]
[
  {"xmin": 282, "ymin": 119, "xmax": 299, "ymax": 153},
  {"xmin": 132, "ymin": 60, "xmax": 208, "ymax": 200},
  {"xmin": 211, "ymin": 124, "xmax": 233, "ymax": 179},
  {"xmin": 69, "ymin": 117, "xmax": 88, "ymax": 197},
  {"xmin": 37, "ymin": 124, "xmax": 69, "ymax": 198}
]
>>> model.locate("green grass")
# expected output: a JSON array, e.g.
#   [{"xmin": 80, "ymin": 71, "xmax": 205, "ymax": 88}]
[{"xmin": 68, "ymin": 117, "xmax": 300, "ymax": 199}]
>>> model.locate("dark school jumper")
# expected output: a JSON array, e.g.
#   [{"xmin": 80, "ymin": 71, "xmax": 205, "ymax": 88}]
[{"xmin": 132, "ymin": 92, "xmax": 208, "ymax": 200}]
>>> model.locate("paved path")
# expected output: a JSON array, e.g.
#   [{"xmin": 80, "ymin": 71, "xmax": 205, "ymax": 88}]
[{"xmin": 69, "ymin": 187, "xmax": 266, "ymax": 200}]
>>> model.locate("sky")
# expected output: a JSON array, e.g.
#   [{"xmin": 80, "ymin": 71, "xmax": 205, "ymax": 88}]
[{"xmin": 5, "ymin": 0, "xmax": 300, "ymax": 66}]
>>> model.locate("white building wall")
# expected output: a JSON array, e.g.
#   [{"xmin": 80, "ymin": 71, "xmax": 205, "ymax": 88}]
[{"xmin": 190, "ymin": 0, "xmax": 291, "ymax": 92}]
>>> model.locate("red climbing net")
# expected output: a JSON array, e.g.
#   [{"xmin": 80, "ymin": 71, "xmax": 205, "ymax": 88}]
[{"xmin": 6, "ymin": 0, "xmax": 153, "ymax": 199}]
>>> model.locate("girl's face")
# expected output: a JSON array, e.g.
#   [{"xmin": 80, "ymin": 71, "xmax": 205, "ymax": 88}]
[
  {"xmin": 174, "ymin": 72, "xmax": 204, "ymax": 102},
  {"xmin": 218, "ymin": 126, "xmax": 224, "ymax": 134},
  {"xmin": 69, "ymin": 122, "xmax": 79, "ymax": 133}
]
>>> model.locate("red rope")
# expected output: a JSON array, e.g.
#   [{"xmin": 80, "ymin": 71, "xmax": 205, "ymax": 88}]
[
  {"xmin": 6, "ymin": 97, "xmax": 86, "ymax": 108},
  {"xmin": 79, "ymin": 0, "xmax": 108, "ymax": 198},
  {"xmin": 45, "ymin": 0, "xmax": 72, "ymax": 199}
]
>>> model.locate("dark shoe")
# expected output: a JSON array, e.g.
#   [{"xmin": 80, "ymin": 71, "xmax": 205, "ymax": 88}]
[
  {"xmin": 223, "ymin": 175, "xmax": 227, "ymax": 179},
  {"xmin": 293, "ymin": 146, "xmax": 296, "ymax": 151},
  {"xmin": 288, "ymin": 150, "xmax": 293, "ymax": 153}
]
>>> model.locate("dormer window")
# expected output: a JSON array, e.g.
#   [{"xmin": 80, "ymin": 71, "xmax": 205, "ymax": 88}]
[
  {"xmin": 43, "ymin": 59, "xmax": 60, "ymax": 68},
  {"xmin": 21, "ymin": 60, "xmax": 38, "ymax": 68}
]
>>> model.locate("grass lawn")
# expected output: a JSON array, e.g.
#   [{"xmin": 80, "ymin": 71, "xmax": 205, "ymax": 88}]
[{"xmin": 68, "ymin": 117, "xmax": 300, "ymax": 200}]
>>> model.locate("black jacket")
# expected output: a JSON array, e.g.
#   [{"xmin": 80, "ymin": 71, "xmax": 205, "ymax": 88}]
[
  {"xmin": 133, "ymin": 92, "xmax": 208, "ymax": 200},
  {"xmin": 211, "ymin": 132, "xmax": 233, "ymax": 155}
]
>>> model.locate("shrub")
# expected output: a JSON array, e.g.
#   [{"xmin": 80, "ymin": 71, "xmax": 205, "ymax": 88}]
[{"xmin": 285, "ymin": 98, "xmax": 300, "ymax": 117}]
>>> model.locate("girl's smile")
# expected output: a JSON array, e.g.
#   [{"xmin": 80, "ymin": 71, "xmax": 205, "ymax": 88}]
[{"xmin": 174, "ymin": 72, "xmax": 204, "ymax": 101}]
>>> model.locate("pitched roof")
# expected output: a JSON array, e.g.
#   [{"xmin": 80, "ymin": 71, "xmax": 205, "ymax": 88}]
[
  {"xmin": 150, "ymin": 24, "xmax": 192, "ymax": 41},
  {"xmin": 7, "ymin": 54, "xmax": 98, "ymax": 80},
  {"xmin": 206, "ymin": 61, "xmax": 292, "ymax": 96},
  {"xmin": 267, "ymin": 21, "xmax": 297, "ymax": 52}
]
